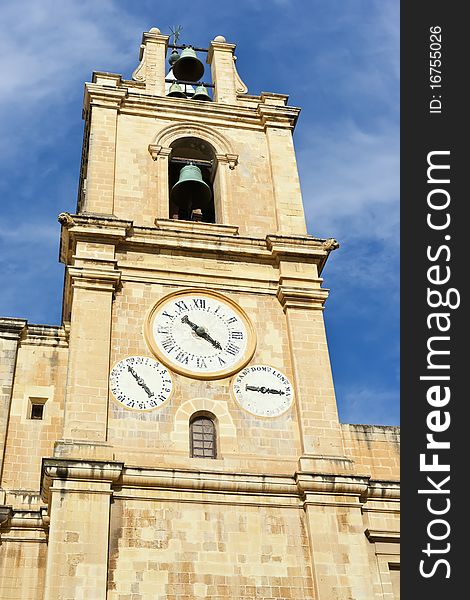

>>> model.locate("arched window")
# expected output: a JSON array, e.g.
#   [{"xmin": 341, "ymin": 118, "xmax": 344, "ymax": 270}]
[
  {"xmin": 190, "ymin": 413, "xmax": 217, "ymax": 458},
  {"xmin": 168, "ymin": 137, "xmax": 217, "ymax": 223}
]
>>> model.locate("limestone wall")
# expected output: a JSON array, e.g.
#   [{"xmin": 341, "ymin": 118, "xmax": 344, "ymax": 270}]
[
  {"xmin": 341, "ymin": 424, "xmax": 400, "ymax": 481},
  {"xmin": 107, "ymin": 280, "xmax": 302, "ymax": 472},
  {"xmin": 1, "ymin": 325, "xmax": 68, "ymax": 495},
  {"xmin": 107, "ymin": 494, "xmax": 314, "ymax": 600},
  {"xmin": 0, "ymin": 538, "xmax": 47, "ymax": 600}
]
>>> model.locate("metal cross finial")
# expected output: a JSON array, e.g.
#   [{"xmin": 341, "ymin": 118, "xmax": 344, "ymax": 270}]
[{"xmin": 169, "ymin": 25, "xmax": 183, "ymax": 45}]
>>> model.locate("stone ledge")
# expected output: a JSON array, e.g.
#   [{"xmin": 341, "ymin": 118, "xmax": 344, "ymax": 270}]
[
  {"xmin": 154, "ymin": 218, "xmax": 239, "ymax": 237},
  {"xmin": 0, "ymin": 317, "xmax": 27, "ymax": 340},
  {"xmin": 365, "ymin": 528, "xmax": 400, "ymax": 544},
  {"xmin": 39, "ymin": 458, "xmax": 398, "ymax": 505}
]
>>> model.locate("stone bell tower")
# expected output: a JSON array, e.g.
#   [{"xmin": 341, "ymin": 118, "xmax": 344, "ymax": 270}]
[{"xmin": 0, "ymin": 27, "xmax": 400, "ymax": 600}]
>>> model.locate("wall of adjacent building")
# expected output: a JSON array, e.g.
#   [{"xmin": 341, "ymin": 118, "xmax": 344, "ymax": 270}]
[{"xmin": 341, "ymin": 424, "xmax": 400, "ymax": 480}]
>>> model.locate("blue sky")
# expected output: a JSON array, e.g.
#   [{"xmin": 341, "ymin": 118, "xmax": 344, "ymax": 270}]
[{"xmin": 0, "ymin": 0, "xmax": 399, "ymax": 425}]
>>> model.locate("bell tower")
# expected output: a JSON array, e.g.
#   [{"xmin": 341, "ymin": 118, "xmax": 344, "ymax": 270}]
[
  {"xmin": 59, "ymin": 26, "xmax": 347, "ymax": 460},
  {"xmin": 0, "ymin": 27, "xmax": 400, "ymax": 600}
]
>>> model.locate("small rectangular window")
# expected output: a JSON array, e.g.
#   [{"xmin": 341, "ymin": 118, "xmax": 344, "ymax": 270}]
[{"xmin": 29, "ymin": 398, "xmax": 46, "ymax": 420}]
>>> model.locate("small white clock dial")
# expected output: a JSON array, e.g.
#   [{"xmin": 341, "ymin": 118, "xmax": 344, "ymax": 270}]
[
  {"xmin": 144, "ymin": 289, "xmax": 256, "ymax": 380},
  {"xmin": 109, "ymin": 356, "xmax": 173, "ymax": 411},
  {"xmin": 232, "ymin": 365, "xmax": 294, "ymax": 417}
]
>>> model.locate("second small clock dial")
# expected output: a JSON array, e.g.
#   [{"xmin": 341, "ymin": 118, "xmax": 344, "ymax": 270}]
[{"xmin": 232, "ymin": 365, "xmax": 294, "ymax": 417}]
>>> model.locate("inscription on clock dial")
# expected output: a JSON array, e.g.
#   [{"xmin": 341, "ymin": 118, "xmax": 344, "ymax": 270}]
[
  {"xmin": 232, "ymin": 365, "xmax": 294, "ymax": 417},
  {"xmin": 110, "ymin": 356, "xmax": 173, "ymax": 411},
  {"xmin": 145, "ymin": 290, "xmax": 256, "ymax": 379}
]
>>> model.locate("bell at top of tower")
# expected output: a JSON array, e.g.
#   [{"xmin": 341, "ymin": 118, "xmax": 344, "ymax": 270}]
[
  {"xmin": 130, "ymin": 26, "xmax": 248, "ymax": 104},
  {"xmin": 77, "ymin": 27, "xmax": 307, "ymax": 238}
]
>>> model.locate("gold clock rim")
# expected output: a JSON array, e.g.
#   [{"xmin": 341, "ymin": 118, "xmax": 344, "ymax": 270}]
[
  {"xmin": 144, "ymin": 288, "xmax": 257, "ymax": 380},
  {"xmin": 109, "ymin": 355, "xmax": 175, "ymax": 412},
  {"xmin": 230, "ymin": 364, "xmax": 295, "ymax": 418}
]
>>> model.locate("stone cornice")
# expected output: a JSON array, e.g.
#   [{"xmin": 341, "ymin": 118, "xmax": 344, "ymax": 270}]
[
  {"xmin": 40, "ymin": 458, "xmax": 399, "ymax": 505},
  {"xmin": 0, "ymin": 317, "xmax": 27, "ymax": 340},
  {"xmin": 58, "ymin": 217, "xmax": 336, "ymax": 301},
  {"xmin": 122, "ymin": 467, "xmax": 297, "ymax": 496},
  {"xmin": 257, "ymin": 103, "xmax": 300, "ymax": 130},
  {"xmin": 41, "ymin": 459, "xmax": 124, "ymax": 502},
  {"xmin": 59, "ymin": 215, "xmax": 335, "ymax": 268},
  {"xmin": 296, "ymin": 473, "xmax": 370, "ymax": 497},
  {"xmin": 83, "ymin": 83, "xmax": 128, "ymax": 111},
  {"xmin": 20, "ymin": 324, "xmax": 69, "ymax": 348},
  {"xmin": 365, "ymin": 528, "xmax": 400, "ymax": 544},
  {"xmin": 268, "ymin": 235, "xmax": 339, "ymax": 275},
  {"xmin": 154, "ymin": 218, "xmax": 239, "ymax": 237},
  {"xmin": 0, "ymin": 505, "xmax": 12, "ymax": 527},
  {"xmin": 58, "ymin": 212, "xmax": 132, "ymax": 235},
  {"xmin": 58, "ymin": 213, "xmax": 132, "ymax": 265},
  {"xmin": 122, "ymin": 93, "xmax": 264, "ymax": 127},
  {"xmin": 81, "ymin": 80, "xmax": 301, "ymax": 131},
  {"xmin": 68, "ymin": 265, "xmax": 121, "ymax": 292},
  {"xmin": 277, "ymin": 284, "xmax": 330, "ymax": 311},
  {"xmin": 0, "ymin": 508, "xmax": 49, "ymax": 531},
  {"xmin": 366, "ymin": 480, "xmax": 401, "ymax": 500}
]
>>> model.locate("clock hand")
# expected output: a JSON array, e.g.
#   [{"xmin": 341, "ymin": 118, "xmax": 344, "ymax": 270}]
[
  {"xmin": 199, "ymin": 331, "xmax": 222, "ymax": 350},
  {"xmin": 127, "ymin": 365, "xmax": 154, "ymax": 398},
  {"xmin": 181, "ymin": 316, "xmax": 222, "ymax": 350},
  {"xmin": 181, "ymin": 315, "xmax": 199, "ymax": 331},
  {"xmin": 245, "ymin": 385, "xmax": 285, "ymax": 395}
]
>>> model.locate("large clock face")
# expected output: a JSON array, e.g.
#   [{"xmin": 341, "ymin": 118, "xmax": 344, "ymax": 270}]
[
  {"xmin": 232, "ymin": 365, "xmax": 294, "ymax": 417},
  {"xmin": 110, "ymin": 356, "xmax": 173, "ymax": 411},
  {"xmin": 144, "ymin": 289, "xmax": 256, "ymax": 379}
]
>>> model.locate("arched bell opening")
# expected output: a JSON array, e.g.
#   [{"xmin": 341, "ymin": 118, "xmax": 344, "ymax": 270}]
[{"xmin": 169, "ymin": 137, "xmax": 217, "ymax": 223}]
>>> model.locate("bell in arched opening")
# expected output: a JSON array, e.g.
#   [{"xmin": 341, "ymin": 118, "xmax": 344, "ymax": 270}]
[
  {"xmin": 170, "ymin": 164, "xmax": 212, "ymax": 215},
  {"xmin": 172, "ymin": 46, "xmax": 205, "ymax": 82},
  {"xmin": 191, "ymin": 85, "xmax": 212, "ymax": 102},
  {"xmin": 169, "ymin": 137, "xmax": 216, "ymax": 223}
]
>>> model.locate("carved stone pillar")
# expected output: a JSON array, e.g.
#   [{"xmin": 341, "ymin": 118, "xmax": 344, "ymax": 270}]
[
  {"xmin": 82, "ymin": 82, "xmax": 126, "ymax": 215},
  {"xmin": 0, "ymin": 318, "xmax": 26, "ymax": 485},
  {"xmin": 259, "ymin": 95, "xmax": 307, "ymax": 236},
  {"xmin": 42, "ymin": 460, "xmax": 122, "ymax": 600},
  {"xmin": 148, "ymin": 144, "xmax": 172, "ymax": 219},
  {"xmin": 207, "ymin": 38, "xmax": 238, "ymax": 105},
  {"xmin": 269, "ymin": 238, "xmax": 345, "ymax": 460},
  {"xmin": 134, "ymin": 29, "xmax": 170, "ymax": 96},
  {"xmin": 298, "ymin": 474, "xmax": 374, "ymax": 600},
  {"xmin": 60, "ymin": 264, "xmax": 120, "ymax": 448}
]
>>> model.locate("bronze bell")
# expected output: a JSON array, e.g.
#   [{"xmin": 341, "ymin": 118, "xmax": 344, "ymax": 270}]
[
  {"xmin": 191, "ymin": 84, "xmax": 212, "ymax": 102},
  {"xmin": 172, "ymin": 46, "xmax": 205, "ymax": 82},
  {"xmin": 168, "ymin": 49, "xmax": 180, "ymax": 67},
  {"xmin": 170, "ymin": 164, "xmax": 211, "ymax": 211},
  {"xmin": 166, "ymin": 82, "xmax": 186, "ymax": 98}
]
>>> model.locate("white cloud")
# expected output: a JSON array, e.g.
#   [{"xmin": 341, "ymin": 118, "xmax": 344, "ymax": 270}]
[
  {"xmin": 0, "ymin": 0, "xmax": 141, "ymax": 160},
  {"xmin": 298, "ymin": 120, "xmax": 399, "ymax": 244},
  {"xmin": 0, "ymin": 1, "xmax": 133, "ymax": 101}
]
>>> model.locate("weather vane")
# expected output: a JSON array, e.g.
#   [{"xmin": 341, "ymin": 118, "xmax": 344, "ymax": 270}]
[{"xmin": 169, "ymin": 25, "xmax": 183, "ymax": 45}]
